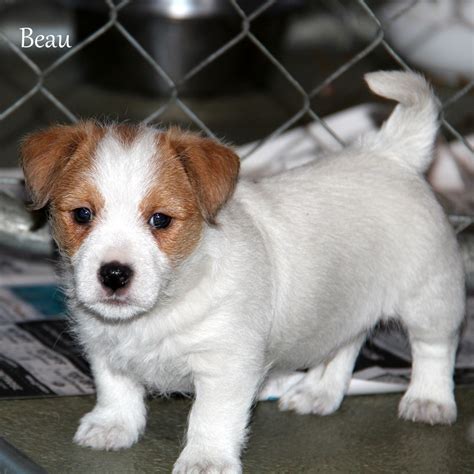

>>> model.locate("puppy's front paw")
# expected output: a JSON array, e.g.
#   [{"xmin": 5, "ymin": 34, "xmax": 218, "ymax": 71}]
[
  {"xmin": 173, "ymin": 452, "xmax": 241, "ymax": 474},
  {"xmin": 74, "ymin": 410, "xmax": 142, "ymax": 450},
  {"xmin": 398, "ymin": 395, "xmax": 457, "ymax": 425},
  {"xmin": 279, "ymin": 384, "xmax": 343, "ymax": 416}
]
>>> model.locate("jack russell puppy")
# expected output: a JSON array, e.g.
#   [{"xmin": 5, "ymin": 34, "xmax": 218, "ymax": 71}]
[{"xmin": 21, "ymin": 71, "xmax": 465, "ymax": 473}]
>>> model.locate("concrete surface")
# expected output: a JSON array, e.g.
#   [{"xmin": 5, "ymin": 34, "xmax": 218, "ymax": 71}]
[{"xmin": 1, "ymin": 389, "xmax": 474, "ymax": 473}]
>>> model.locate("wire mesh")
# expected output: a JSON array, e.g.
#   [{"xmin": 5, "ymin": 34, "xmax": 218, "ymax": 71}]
[{"xmin": 0, "ymin": 0, "xmax": 472, "ymax": 157}]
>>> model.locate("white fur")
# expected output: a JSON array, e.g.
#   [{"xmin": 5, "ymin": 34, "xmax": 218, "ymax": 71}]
[
  {"xmin": 364, "ymin": 71, "xmax": 439, "ymax": 173},
  {"xmin": 69, "ymin": 72, "xmax": 465, "ymax": 473},
  {"xmin": 73, "ymin": 128, "xmax": 171, "ymax": 320}
]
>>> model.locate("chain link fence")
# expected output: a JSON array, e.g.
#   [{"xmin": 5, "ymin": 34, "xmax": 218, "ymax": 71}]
[{"xmin": 0, "ymin": 0, "xmax": 472, "ymax": 161}]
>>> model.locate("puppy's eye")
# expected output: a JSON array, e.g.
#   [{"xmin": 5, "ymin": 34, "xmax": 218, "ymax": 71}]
[
  {"xmin": 149, "ymin": 213, "xmax": 172, "ymax": 229},
  {"xmin": 73, "ymin": 207, "xmax": 93, "ymax": 224}
]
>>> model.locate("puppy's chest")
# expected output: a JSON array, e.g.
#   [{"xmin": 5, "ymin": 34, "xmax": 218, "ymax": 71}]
[{"xmin": 88, "ymin": 323, "xmax": 194, "ymax": 394}]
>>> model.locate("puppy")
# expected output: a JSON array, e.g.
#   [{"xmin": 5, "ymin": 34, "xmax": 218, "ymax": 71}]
[{"xmin": 21, "ymin": 71, "xmax": 465, "ymax": 473}]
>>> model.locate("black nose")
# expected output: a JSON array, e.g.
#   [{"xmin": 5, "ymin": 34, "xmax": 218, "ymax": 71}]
[{"xmin": 99, "ymin": 262, "xmax": 133, "ymax": 292}]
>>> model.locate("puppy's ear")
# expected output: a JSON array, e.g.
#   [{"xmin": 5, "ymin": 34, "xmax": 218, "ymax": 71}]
[
  {"xmin": 163, "ymin": 129, "xmax": 240, "ymax": 224},
  {"xmin": 20, "ymin": 122, "xmax": 100, "ymax": 209}
]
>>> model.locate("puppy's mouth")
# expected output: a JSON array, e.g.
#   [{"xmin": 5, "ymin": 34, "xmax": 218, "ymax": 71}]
[
  {"xmin": 82, "ymin": 297, "xmax": 150, "ymax": 321},
  {"xmin": 75, "ymin": 284, "xmax": 160, "ymax": 320},
  {"xmin": 102, "ymin": 295, "xmax": 130, "ymax": 306},
  {"xmin": 95, "ymin": 293, "xmax": 146, "ymax": 311}
]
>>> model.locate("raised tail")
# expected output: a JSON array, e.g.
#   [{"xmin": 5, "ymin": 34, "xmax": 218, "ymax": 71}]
[{"xmin": 364, "ymin": 71, "xmax": 439, "ymax": 173}]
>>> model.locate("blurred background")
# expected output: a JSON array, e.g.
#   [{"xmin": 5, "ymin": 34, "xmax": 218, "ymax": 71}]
[{"xmin": 0, "ymin": 0, "xmax": 472, "ymax": 164}]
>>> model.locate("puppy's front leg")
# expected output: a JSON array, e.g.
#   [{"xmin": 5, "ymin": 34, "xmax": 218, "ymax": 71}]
[
  {"xmin": 173, "ymin": 364, "xmax": 263, "ymax": 474},
  {"xmin": 74, "ymin": 357, "xmax": 146, "ymax": 451}
]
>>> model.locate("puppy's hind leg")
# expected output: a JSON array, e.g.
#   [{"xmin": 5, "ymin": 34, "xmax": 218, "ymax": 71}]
[
  {"xmin": 279, "ymin": 335, "xmax": 365, "ymax": 416},
  {"xmin": 258, "ymin": 370, "xmax": 306, "ymax": 401},
  {"xmin": 398, "ymin": 286, "xmax": 464, "ymax": 425}
]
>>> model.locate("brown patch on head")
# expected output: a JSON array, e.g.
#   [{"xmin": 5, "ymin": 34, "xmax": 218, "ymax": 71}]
[
  {"xmin": 113, "ymin": 123, "xmax": 142, "ymax": 147},
  {"xmin": 139, "ymin": 129, "xmax": 240, "ymax": 265},
  {"xmin": 21, "ymin": 121, "xmax": 106, "ymax": 256},
  {"xmin": 50, "ymin": 182, "xmax": 104, "ymax": 258},
  {"xmin": 140, "ymin": 135, "xmax": 202, "ymax": 265},
  {"xmin": 160, "ymin": 128, "xmax": 240, "ymax": 224}
]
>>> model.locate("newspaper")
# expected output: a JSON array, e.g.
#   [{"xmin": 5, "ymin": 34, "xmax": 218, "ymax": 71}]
[
  {"xmin": 0, "ymin": 104, "xmax": 472, "ymax": 399},
  {"xmin": 0, "ymin": 253, "xmax": 56, "ymax": 287},
  {"xmin": 0, "ymin": 284, "xmax": 94, "ymax": 398},
  {"xmin": 0, "ymin": 320, "xmax": 94, "ymax": 398}
]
